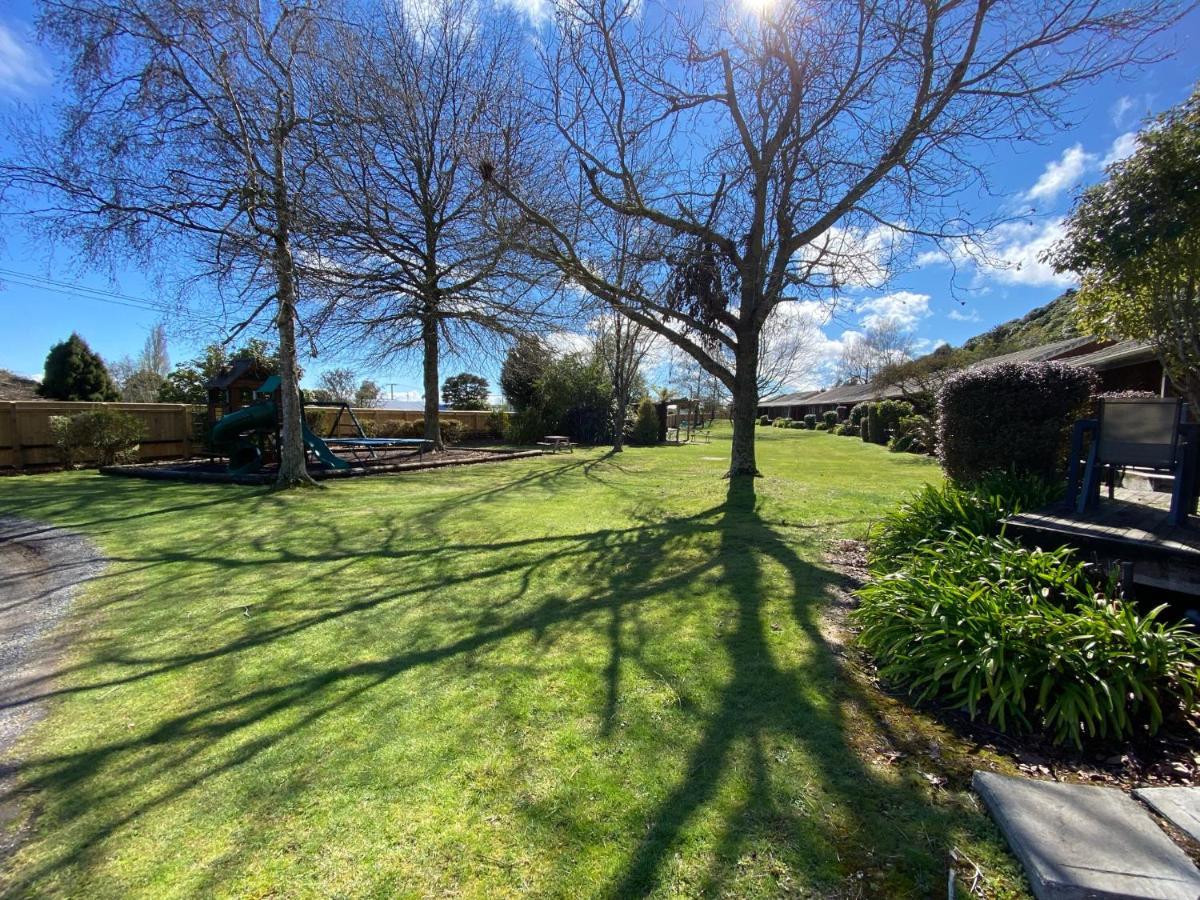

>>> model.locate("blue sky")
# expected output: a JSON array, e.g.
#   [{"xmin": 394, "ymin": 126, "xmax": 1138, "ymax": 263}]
[{"xmin": 1, "ymin": 1, "xmax": 1198, "ymax": 397}]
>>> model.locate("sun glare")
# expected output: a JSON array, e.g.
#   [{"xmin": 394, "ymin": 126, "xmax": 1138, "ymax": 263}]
[{"xmin": 740, "ymin": 0, "xmax": 776, "ymax": 14}]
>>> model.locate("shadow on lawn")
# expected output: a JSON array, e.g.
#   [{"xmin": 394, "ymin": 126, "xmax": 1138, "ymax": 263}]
[{"xmin": 0, "ymin": 467, "xmax": 995, "ymax": 896}]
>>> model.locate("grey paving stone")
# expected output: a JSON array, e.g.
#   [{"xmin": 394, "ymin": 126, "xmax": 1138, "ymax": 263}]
[
  {"xmin": 973, "ymin": 771, "xmax": 1200, "ymax": 900},
  {"xmin": 1135, "ymin": 787, "xmax": 1200, "ymax": 845}
]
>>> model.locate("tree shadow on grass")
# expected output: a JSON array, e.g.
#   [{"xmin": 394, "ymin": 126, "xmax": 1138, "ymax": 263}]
[{"xmin": 0, "ymin": 467, "xmax": 1010, "ymax": 896}]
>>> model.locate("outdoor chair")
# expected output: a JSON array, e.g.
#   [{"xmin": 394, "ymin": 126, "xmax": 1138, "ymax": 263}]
[{"xmin": 1066, "ymin": 397, "xmax": 1198, "ymax": 527}]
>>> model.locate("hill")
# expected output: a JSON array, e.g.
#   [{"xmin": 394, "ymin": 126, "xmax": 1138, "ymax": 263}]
[
  {"xmin": 0, "ymin": 369, "xmax": 42, "ymax": 400},
  {"xmin": 960, "ymin": 289, "xmax": 1081, "ymax": 357}
]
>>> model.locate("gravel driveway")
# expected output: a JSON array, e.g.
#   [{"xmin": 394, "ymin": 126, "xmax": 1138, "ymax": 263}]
[{"xmin": 0, "ymin": 516, "xmax": 104, "ymax": 864}]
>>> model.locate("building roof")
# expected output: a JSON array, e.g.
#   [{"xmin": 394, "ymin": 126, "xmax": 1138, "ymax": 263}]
[
  {"xmin": 966, "ymin": 335, "xmax": 1100, "ymax": 369},
  {"xmin": 758, "ymin": 390, "xmax": 821, "ymax": 407},
  {"xmin": 206, "ymin": 357, "xmax": 272, "ymax": 390},
  {"xmin": 1064, "ymin": 339, "xmax": 1156, "ymax": 372}
]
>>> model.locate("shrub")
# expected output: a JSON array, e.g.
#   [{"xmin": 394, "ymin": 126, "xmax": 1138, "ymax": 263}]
[
  {"xmin": 822, "ymin": 411, "xmax": 839, "ymax": 429},
  {"xmin": 372, "ymin": 419, "xmax": 413, "ymax": 438},
  {"xmin": 853, "ymin": 530, "xmax": 1200, "ymax": 747},
  {"xmin": 873, "ymin": 400, "xmax": 915, "ymax": 445},
  {"xmin": 773, "ymin": 417, "xmax": 791, "ymax": 428},
  {"xmin": 865, "ymin": 403, "xmax": 882, "ymax": 445},
  {"xmin": 50, "ymin": 409, "xmax": 143, "ymax": 467},
  {"xmin": 937, "ymin": 362, "xmax": 1098, "ymax": 484},
  {"xmin": 835, "ymin": 405, "xmax": 848, "ymax": 421},
  {"xmin": 757, "ymin": 415, "xmax": 770, "ymax": 426},
  {"xmin": 304, "ymin": 407, "xmax": 336, "ymax": 435},
  {"xmin": 788, "ymin": 419, "xmax": 806, "ymax": 429},
  {"xmin": 803, "ymin": 413, "xmax": 817, "ymax": 430},
  {"xmin": 441, "ymin": 418, "xmax": 464, "ymax": 445},
  {"xmin": 889, "ymin": 414, "xmax": 932, "ymax": 454},
  {"xmin": 868, "ymin": 472, "xmax": 1062, "ymax": 574},
  {"xmin": 630, "ymin": 397, "xmax": 661, "ymax": 444},
  {"xmin": 486, "ymin": 407, "xmax": 510, "ymax": 439},
  {"xmin": 849, "ymin": 402, "xmax": 870, "ymax": 427},
  {"xmin": 835, "ymin": 423, "xmax": 860, "ymax": 437}
]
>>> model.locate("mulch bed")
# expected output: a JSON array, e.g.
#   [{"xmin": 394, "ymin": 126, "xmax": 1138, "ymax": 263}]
[
  {"xmin": 824, "ymin": 538, "xmax": 1200, "ymax": 791},
  {"xmin": 100, "ymin": 447, "xmax": 546, "ymax": 485}
]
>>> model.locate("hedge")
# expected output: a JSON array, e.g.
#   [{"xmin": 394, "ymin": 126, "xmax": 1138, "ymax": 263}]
[{"xmin": 937, "ymin": 362, "xmax": 1097, "ymax": 483}]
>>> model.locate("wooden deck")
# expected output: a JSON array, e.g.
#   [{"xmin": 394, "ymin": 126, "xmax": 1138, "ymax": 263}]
[{"xmin": 1005, "ymin": 488, "xmax": 1200, "ymax": 596}]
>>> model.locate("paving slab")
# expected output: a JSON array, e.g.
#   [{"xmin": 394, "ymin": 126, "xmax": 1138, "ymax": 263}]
[
  {"xmin": 1135, "ymin": 787, "xmax": 1200, "ymax": 845},
  {"xmin": 973, "ymin": 771, "xmax": 1200, "ymax": 900}
]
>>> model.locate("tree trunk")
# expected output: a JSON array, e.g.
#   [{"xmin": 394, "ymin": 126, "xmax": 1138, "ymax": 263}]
[
  {"xmin": 728, "ymin": 339, "xmax": 760, "ymax": 477},
  {"xmin": 612, "ymin": 392, "xmax": 626, "ymax": 452},
  {"xmin": 275, "ymin": 285, "xmax": 315, "ymax": 488},
  {"xmin": 422, "ymin": 312, "xmax": 443, "ymax": 451},
  {"xmin": 271, "ymin": 136, "xmax": 316, "ymax": 489}
]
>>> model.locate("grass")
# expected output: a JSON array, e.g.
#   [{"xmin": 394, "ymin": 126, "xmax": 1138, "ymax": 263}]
[{"xmin": 0, "ymin": 425, "xmax": 1028, "ymax": 897}]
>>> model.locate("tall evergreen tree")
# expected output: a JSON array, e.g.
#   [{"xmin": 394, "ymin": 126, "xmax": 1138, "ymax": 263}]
[{"xmin": 38, "ymin": 333, "xmax": 119, "ymax": 401}]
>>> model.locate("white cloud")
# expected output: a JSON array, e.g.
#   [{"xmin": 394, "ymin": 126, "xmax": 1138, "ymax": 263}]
[
  {"xmin": 912, "ymin": 337, "xmax": 948, "ymax": 354},
  {"xmin": 1025, "ymin": 144, "xmax": 1097, "ymax": 203},
  {"xmin": 947, "ymin": 307, "xmax": 980, "ymax": 323},
  {"xmin": 499, "ymin": 0, "xmax": 551, "ymax": 21},
  {"xmin": 798, "ymin": 221, "xmax": 909, "ymax": 290},
  {"xmin": 544, "ymin": 329, "xmax": 592, "ymax": 355},
  {"xmin": 856, "ymin": 290, "xmax": 931, "ymax": 329},
  {"xmin": 1111, "ymin": 95, "xmax": 1136, "ymax": 129},
  {"xmin": 1102, "ymin": 131, "xmax": 1138, "ymax": 168},
  {"xmin": 982, "ymin": 218, "xmax": 1076, "ymax": 288},
  {"xmin": 0, "ymin": 21, "xmax": 49, "ymax": 96}
]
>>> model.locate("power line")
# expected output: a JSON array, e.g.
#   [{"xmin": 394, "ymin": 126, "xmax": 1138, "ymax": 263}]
[{"xmin": 0, "ymin": 267, "xmax": 226, "ymax": 326}]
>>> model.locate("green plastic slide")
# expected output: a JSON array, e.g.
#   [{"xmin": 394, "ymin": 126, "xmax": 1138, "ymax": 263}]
[{"xmin": 209, "ymin": 400, "xmax": 350, "ymax": 473}]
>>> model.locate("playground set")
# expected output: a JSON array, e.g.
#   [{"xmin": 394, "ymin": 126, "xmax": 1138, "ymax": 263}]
[
  {"xmin": 662, "ymin": 398, "xmax": 712, "ymax": 444},
  {"xmin": 205, "ymin": 365, "xmax": 432, "ymax": 475}
]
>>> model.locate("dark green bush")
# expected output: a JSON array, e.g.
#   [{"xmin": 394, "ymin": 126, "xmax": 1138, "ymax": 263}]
[
  {"xmin": 788, "ymin": 419, "xmax": 805, "ymax": 429},
  {"xmin": 835, "ymin": 423, "xmax": 860, "ymax": 437},
  {"xmin": 868, "ymin": 472, "xmax": 1062, "ymax": 574},
  {"xmin": 866, "ymin": 403, "xmax": 882, "ymax": 445},
  {"xmin": 853, "ymin": 530, "xmax": 1200, "ymax": 747},
  {"xmin": 849, "ymin": 402, "xmax": 870, "ymax": 427},
  {"xmin": 630, "ymin": 398, "xmax": 661, "ymax": 444},
  {"xmin": 937, "ymin": 362, "xmax": 1097, "ymax": 483},
  {"xmin": 873, "ymin": 400, "xmax": 915, "ymax": 445},
  {"xmin": 773, "ymin": 417, "xmax": 791, "ymax": 428},
  {"xmin": 50, "ymin": 409, "xmax": 143, "ymax": 467},
  {"xmin": 486, "ymin": 407, "xmax": 510, "ymax": 439},
  {"xmin": 757, "ymin": 415, "xmax": 770, "ymax": 426},
  {"xmin": 822, "ymin": 411, "xmax": 839, "ymax": 429},
  {"xmin": 441, "ymin": 419, "xmax": 465, "ymax": 444},
  {"xmin": 803, "ymin": 413, "xmax": 817, "ymax": 430}
]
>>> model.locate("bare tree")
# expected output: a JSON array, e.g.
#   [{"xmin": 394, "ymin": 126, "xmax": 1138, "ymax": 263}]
[
  {"xmin": 317, "ymin": 367, "xmax": 358, "ymax": 405},
  {"xmin": 486, "ymin": 0, "xmax": 1180, "ymax": 476},
  {"xmin": 309, "ymin": 0, "xmax": 546, "ymax": 451},
  {"xmin": 836, "ymin": 318, "xmax": 916, "ymax": 385},
  {"xmin": 1, "ymin": 0, "xmax": 335, "ymax": 486}
]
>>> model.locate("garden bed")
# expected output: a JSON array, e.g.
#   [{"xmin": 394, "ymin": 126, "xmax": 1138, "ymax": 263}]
[
  {"xmin": 826, "ymin": 537, "xmax": 1200, "ymax": 792},
  {"xmin": 99, "ymin": 447, "xmax": 545, "ymax": 484}
]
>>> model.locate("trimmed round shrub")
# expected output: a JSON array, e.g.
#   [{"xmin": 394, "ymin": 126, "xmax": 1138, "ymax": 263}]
[
  {"xmin": 866, "ymin": 403, "xmax": 883, "ymax": 445},
  {"xmin": 773, "ymin": 417, "xmax": 792, "ymax": 428},
  {"xmin": 788, "ymin": 419, "xmax": 805, "ymax": 428},
  {"xmin": 757, "ymin": 415, "xmax": 770, "ymax": 426},
  {"xmin": 854, "ymin": 530, "xmax": 1200, "ymax": 747},
  {"xmin": 803, "ymin": 413, "xmax": 817, "ymax": 430},
  {"xmin": 937, "ymin": 362, "xmax": 1097, "ymax": 484},
  {"xmin": 873, "ymin": 400, "xmax": 914, "ymax": 445},
  {"xmin": 835, "ymin": 423, "xmax": 860, "ymax": 437},
  {"xmin": 848, "ymin": 402, "xmax": 870, "ymax": 427},
  {"xmin": 822, "ymin": 410, "xmax": 839, "ymax": 429}
]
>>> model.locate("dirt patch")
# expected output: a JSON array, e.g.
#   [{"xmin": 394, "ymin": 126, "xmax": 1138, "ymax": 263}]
[
  {"xmin": 824, "ymin": 539, "xmax": 1200, "ymax": 793},
  {"xmin": 0, "ymin": 518, "xmax": 104, "ymax": 868}
]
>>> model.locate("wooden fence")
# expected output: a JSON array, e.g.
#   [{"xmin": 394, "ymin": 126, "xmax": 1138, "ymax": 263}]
[{"xmin": 0, "ymin": 401, "xmax": 495, "ymax": 470}]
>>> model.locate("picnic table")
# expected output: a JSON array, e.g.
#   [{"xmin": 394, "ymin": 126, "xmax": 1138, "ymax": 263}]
[{"xmin": 538, "ymin": 435, "xmax": 574, "ymax": 453}]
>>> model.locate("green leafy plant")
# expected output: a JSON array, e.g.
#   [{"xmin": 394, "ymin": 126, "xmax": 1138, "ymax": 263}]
[
  {"xmin": 822, "ymin": 411, "xmax": 839, "ymax": 429},
  {"xmin": 50, "ymin": 409, "xmax": 144, "ymax": 467},
  {"xmin": 835, "ymin": 423, "xmax": 860, "ymax": 437},
  {"xmin": 853, "ymin": 531, "xmax": 1200, "ymax": 747},
  {"xmin": 773, "ymin": 417, "xmax": 792, "ymax": 428},
  {"xmin": 889, "ymin": 414, "xmax": 932, "ymax": 454},
  {"xmin": 803, "ymin": 413, "xmax": 817, "ymax": 430},
  {"xmin": 757, "ymin": 415, "xmax": 770, "ymax": 426},
  {"xmin": 630, "ymin": 397, "xmax": 661, "ymax": 444},
  {"xmin": 869, "ymin": 473, "xmax": 1061, "ymax": 574}
]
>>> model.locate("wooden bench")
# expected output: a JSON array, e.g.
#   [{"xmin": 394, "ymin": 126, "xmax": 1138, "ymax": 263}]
[{"xmin": 538, "ymin": 435, "xmax": 574, "ymax": 453}]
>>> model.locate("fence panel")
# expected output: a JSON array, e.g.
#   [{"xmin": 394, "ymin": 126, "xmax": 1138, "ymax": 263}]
[{"xmin": 0, "ymin": 402, "xmax": 495, "ymax": 470}]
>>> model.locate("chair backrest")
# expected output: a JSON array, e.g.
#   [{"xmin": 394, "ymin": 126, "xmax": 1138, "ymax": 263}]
[{"xmin": 1097, "ymin": 397, "xmax": 1182, "ymax": 468}]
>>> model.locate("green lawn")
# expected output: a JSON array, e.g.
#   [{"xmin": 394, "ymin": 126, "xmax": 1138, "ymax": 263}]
[{"xmin": 0, "ymin": 426, "xmax": 1027, "ymax": 897}]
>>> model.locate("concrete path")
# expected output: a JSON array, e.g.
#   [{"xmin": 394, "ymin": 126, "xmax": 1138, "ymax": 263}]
[
  {"xmin": 975, "ymin": 771, "xmax": 1200, "ymax": 900},
  {"xmin": 1136, "ymin": 787, "xmax": 1200, "ymax": 845},
  {"xmin": 0, "ymin": 517, "xmax": 104, "ymax": 864}
]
